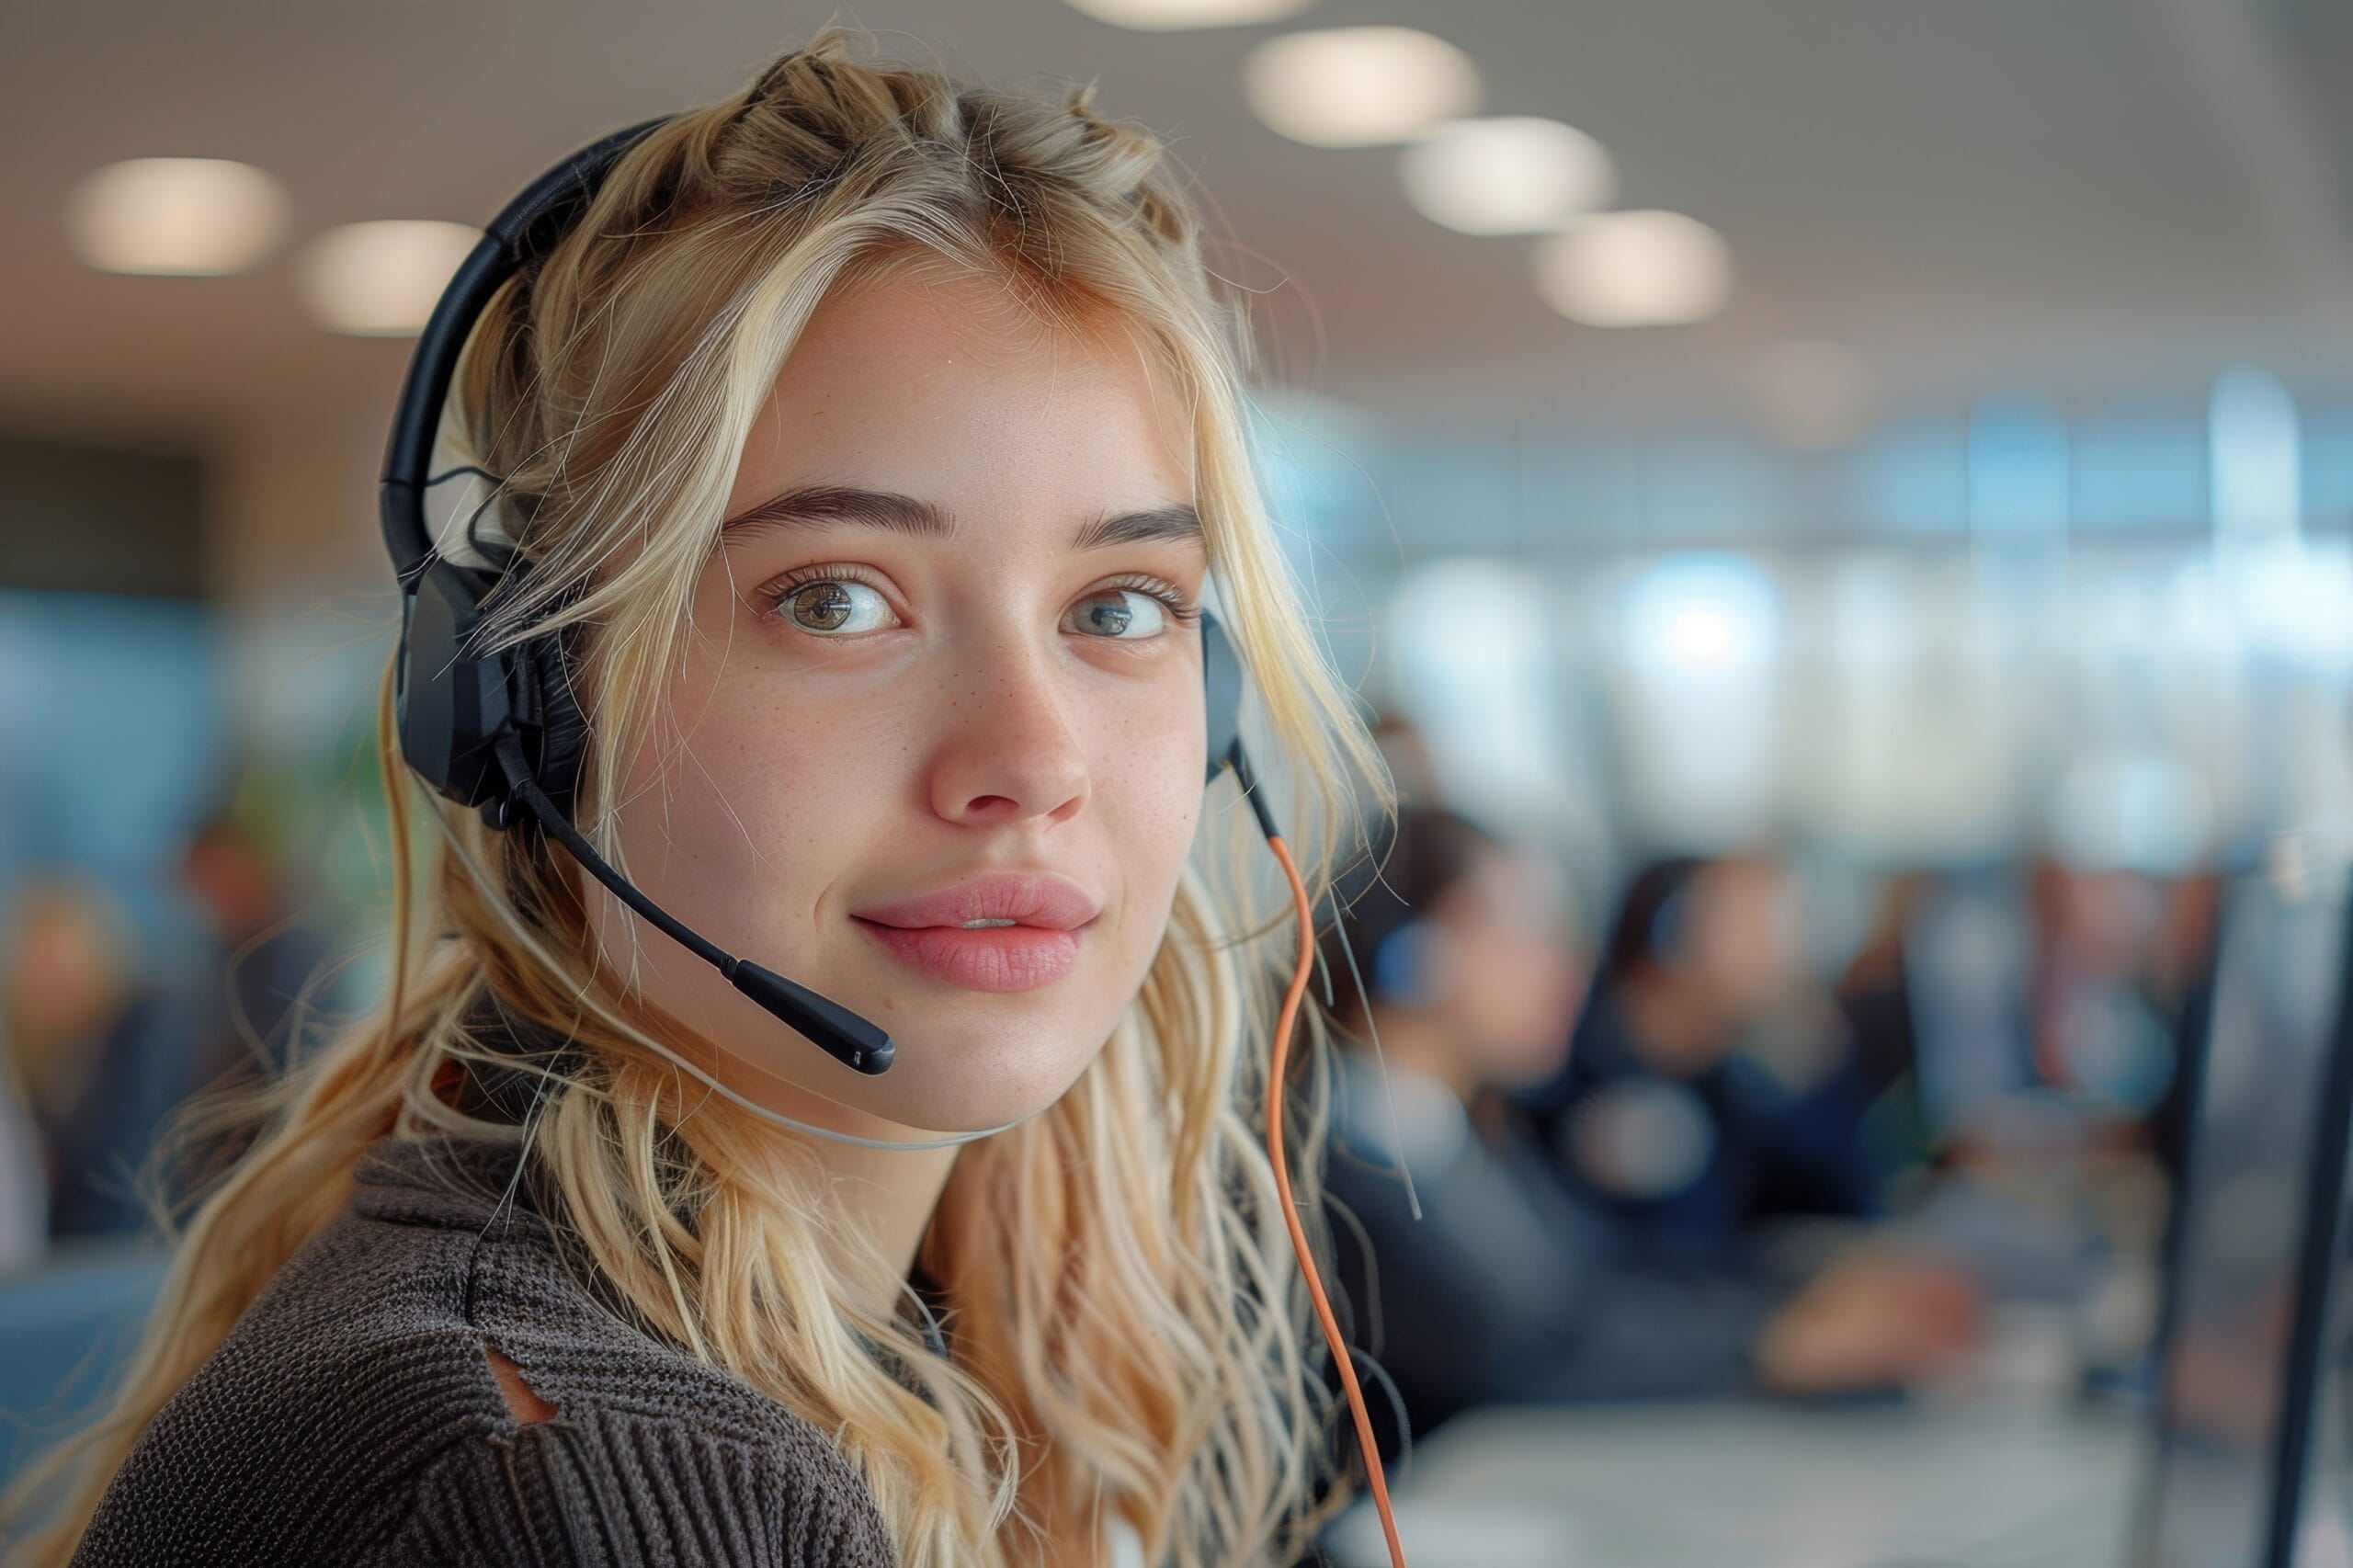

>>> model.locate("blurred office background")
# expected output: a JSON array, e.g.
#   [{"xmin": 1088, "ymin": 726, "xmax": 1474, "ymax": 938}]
[{"xmin": 6, "ymin": 1, "xmax": 2353, "ymax": 1561}]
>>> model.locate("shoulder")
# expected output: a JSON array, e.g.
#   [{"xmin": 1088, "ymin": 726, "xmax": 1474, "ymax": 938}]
[
  {"xmin": 381, "ymin": 1402, "xmax": 896, "ymax": 1567},
  {"xmin": 75, "ymin": 1134, "xmax": 893, "ymax": 1567},
  {"xmin": 384, "ymin": 1400, "xmax": 896, "ymax": 1566}
]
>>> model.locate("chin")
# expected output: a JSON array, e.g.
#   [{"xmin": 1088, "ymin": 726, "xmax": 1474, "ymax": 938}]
[
  {"xmin": 717, "ymin": 1001, "xmax": 1112, "ymax": 1137},
  {"xmin": 856, "ymin": 1031, "xmax": 1107, "ymax": 1132},
  {"xmin": 636, "ymin": 930, "xmax": 1143, "ymax": 1138}
]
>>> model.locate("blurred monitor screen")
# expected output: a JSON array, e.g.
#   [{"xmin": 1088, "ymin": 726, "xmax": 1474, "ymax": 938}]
[{"xmin": 2136, "ymin": 846, "xmax": 2352, "ymax": 1568}]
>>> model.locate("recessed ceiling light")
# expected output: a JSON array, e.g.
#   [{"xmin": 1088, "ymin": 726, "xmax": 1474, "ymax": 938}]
[
  {"xmin": 1244, "ymin": 27, "xmax": 1480, "ymax": 148},
  {"xmin": 1063, "ymin": 0, "xmax": 1316, "ymax": 28},
  {"xmin": 1532, "ymin": 210, "xmax": 1732, "ymax": 327},
  {"xmin": 299, "ymin": 220, "xmax": 480, "ymax": 336},
  {"xmin": 1400, "ymin": 117, "xmax": 1614, "ymax": 235},
  {"xmin": 70, "ymin": 157, "xmax": 289, "ymax": 276}
]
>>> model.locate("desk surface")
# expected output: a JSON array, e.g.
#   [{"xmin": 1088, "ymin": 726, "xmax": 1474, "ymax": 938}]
[{"xmin": 1324, "ymin": 1398, "xmax": 2143, "ymax": 1568}]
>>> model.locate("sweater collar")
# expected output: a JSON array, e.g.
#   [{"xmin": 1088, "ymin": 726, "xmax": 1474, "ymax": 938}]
[{"xmin": 349, "ymin": 1126, "xmax": 558, "ymax": 1243}]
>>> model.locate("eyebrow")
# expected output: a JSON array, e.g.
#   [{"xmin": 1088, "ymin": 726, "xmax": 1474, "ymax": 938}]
[{"xmin": 719, "ymin": 483, "xmax": 1203, "ymax": 551}]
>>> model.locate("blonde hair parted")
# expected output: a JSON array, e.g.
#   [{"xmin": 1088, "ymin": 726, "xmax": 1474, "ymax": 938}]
[{"xmin": 6, "ymin": 27, "xmax": 1392, "ymax": 1566}]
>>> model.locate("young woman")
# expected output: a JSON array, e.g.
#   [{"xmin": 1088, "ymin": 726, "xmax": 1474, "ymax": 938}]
[{"xmin": 8, "ymin": 28, "xmax": 1394, "ymax": 1567}]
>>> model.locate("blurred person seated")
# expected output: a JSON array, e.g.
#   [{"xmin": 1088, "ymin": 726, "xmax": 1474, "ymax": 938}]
[
  {"xmin": 1, "ymin": 875, "xmax": 200, "ymax": 1238},
  {"xmin": 176, "ymin": 808, "xmax": 337, "ymax": 1093},
  {"xmin": 1320, "ymin": 809, "xmax": 1983, "ymax": 1459},
  {"xmin": 1518, "ymin": 853, "xmax": 1887, "ymax": 1271}
]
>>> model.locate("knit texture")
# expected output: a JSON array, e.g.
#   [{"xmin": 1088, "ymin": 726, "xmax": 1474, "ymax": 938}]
[{"xmin": 70, "ymin": 1131, "xmax": 897, "ymax": 1566}]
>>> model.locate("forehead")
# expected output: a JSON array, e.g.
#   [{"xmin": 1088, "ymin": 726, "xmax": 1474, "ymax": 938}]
[{"xmin": 727, "ymin": 265, "xmax": 1195, "ymax": 519}]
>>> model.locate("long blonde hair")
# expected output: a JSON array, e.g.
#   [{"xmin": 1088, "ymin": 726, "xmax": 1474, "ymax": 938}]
[{"xmin": 5, "ymin": 28, "xmax": 1391, "ymax": 1567}]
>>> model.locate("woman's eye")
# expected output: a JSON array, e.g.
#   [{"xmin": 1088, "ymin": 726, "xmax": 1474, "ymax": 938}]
[
  {"xmin": 1068, "ymin": 588, "xmax": 1168, "ymax": 641},
  {"xmin": 779, "ymin": 579, "xmax": 894, "ymax": 635}
]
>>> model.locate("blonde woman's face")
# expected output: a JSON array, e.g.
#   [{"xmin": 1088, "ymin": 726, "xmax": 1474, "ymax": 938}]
[{"xmin": 595, "ymin": 267, "xmax": 1209, "ymax": 1137}]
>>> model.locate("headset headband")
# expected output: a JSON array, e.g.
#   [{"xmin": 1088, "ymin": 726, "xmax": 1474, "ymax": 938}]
[{"xmin": 379, "ymin": 117, "xmax": 672, "ymax": 585}]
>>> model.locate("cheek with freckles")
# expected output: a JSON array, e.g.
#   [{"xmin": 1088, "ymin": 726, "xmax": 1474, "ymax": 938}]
[{"xmin": 585, "ymin": 615, "xmax": 891, "ymax": 1048}]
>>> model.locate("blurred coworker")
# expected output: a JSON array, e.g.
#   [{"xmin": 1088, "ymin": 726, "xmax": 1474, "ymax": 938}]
[
  {"xmin": 0, "ymin": 876, "xmax": 192, "ymax": 1236},
  {"xmin": 1320, "ymin": 809, "xmax": 1982, "ymax": 1455},
  {"xmin": 2024, "ymin": 859, "xmax": 2206, "ymax": 1127},
  {"xmin": 177, "ymin": 811, "xmax": 336, "ymax": 1091},
  {"xmin": 1518, "ymin": 855, "xmax": 1883, "ymax": 1268}
]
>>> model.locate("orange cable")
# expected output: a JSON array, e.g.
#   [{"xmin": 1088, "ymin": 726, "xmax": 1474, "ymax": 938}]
[{"xmin": 1263, "ymin": 834, "xmax": 1408, "ymax": 1568}]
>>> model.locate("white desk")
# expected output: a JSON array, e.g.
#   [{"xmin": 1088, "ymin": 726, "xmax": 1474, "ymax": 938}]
[{"xmin": 1323, "ymin": 1399, "xmax": 2142, "ymax": 1568}]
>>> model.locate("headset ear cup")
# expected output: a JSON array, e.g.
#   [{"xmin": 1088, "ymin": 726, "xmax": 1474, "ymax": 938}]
[
  {"xmin": 1199, "ymin": 607, "xmax": 1244, "ymax": 784},
  {"xmin": 396, "ymin": 561, "xmax": 517, "ymax": 811}
]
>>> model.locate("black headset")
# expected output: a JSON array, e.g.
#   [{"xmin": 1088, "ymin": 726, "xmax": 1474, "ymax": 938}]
[{"xmin": 381, "ymin": 116, "xmax": 1261, "ymax": 1082}]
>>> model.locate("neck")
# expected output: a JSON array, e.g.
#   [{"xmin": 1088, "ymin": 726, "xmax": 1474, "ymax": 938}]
[
  {"xmin": 805, "ymin": 1139, "xmax": 963, "ymax": 1305},
  {"xmin": 675, "ymin": 1033, "xmax": 966, "ymax": 1313}
]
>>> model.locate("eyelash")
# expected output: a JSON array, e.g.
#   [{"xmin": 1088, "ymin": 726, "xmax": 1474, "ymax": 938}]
[
  {"xmin": 1095, "ymin": 573, "xmax": 1204, "ymax": 626},
  {"xmin": 758, "ymin": 564, "xmax": 1201, "ymax": 630}
]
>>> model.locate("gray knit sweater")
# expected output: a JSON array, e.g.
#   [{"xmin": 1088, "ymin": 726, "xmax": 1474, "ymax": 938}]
[{"xmin": 70, "ymin": 1131, "xmax": 898, "ymax": 1565}]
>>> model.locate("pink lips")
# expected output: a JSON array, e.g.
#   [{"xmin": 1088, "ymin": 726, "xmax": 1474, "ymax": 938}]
[{"xmin": 850, "ymin": 872, "xmax": 1100, "ymax": 994}]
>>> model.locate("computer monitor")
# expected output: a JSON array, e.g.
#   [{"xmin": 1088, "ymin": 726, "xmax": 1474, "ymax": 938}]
[{"xmin": 2131, "ymin": 841, "xmax": 2353, "ymax": 1568}]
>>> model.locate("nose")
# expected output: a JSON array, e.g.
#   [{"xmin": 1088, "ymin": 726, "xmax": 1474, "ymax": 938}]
[{"xmin": 926, "ymin": 634, "xmax": 1090, "ymax": 829}]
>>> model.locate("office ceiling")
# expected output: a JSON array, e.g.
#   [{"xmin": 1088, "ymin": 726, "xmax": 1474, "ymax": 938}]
[{"xmin": 5, "ymin": 0, "xmax": 2353, "ymax": 451}]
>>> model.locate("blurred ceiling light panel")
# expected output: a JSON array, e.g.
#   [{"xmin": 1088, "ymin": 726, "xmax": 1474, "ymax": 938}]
[
  {"xmin": 1401, "ymin": 116, "xmax": 1614, "ymax": 234},
  {"xmin": 300, "ymin": 220, "xmax": 479, "ymax": 336},
  {"xmin": 1665, "ymin": 605, "xmax": 1738, "ymax": 667},
  {"xmin": 71, "ymin": 157, "xmax": 289, "ymax": 276},
  {"xmin": 1244, "ymin": 27, "xmax": 1480, "ymax": 147},
  {"xmin": 1533, "ymin": 210, "xmax": 1732, "ymax": 327},
  {"xmin": 1752, "ymin": 339, "xmax": 1875, "ymax": 449},
  {"xmin": 1622, "ymin": 553, "xmax": 1779, "ymax": 676},
  {"xmin": 1063, "ymin": 0, "xmax": 1315, "ymax": 28}
]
